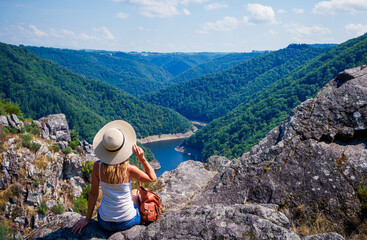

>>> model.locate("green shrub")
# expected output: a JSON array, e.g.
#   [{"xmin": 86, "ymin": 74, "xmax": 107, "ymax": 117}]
[
  {"xmin": 30, "ymin": 142, "xmax": 41, "ymax": 152},
  {"xmin": 72, "ymin": 150, "xmax": 78, "ymax": 154},
  {"xmin": 20, "ymin": 126, "xmax": 26, "ymax": 133},
  {"xmin": 81, "ymin": 184, "xmax": 91, "ymax": 200},
  {"xmin": 4, "ymin": 103, "xmax": 21, "ymax": 116},
  {"xmin": 51, "ymin": 204, "xmax": 64, "ymax": 214},
  {"xmin": 24, "ymin": 124, "xmax": 33, "ymax": 132},
  {"xmin": 38, "ymin": 202, "xmax": 48, "ymax": 215},
  {"xmin": 69, "ymin": 140, "xmax": 79, "ymax": 149},
  {"xmin": 20, "ymin": 133, "xmax": 33, "ymax": 141},
  {"xmin": 358, "ymin": 184, "xmax": 367, "ymax": 217},
  {"xmin": 73, "ymin": 197, "xmax": 88, "ymax": 216},
  {"xmin": 82, "ymin": 161, "xmax": 94, "ymax": 180},
  {"xmin": 0, "ymin": 221, "xmax": 7, "ymax": 240},
  {"xmin": 49, "ymin": 144, "xmax": 60, "ymax": 152},
  {"xmin": 5, "ymin": 126, "xmax": 18, "ymax": 134},
  {"xmin": 62, "ymin": 147, "xmax": 72, "ymax": 155},
  {"xmin": 22, "ymin": 140, "xmax": 31, "ymax": 149},
  {"xmin": 70, "ymin": 130, "xmax": 79, "ymax": 142}
]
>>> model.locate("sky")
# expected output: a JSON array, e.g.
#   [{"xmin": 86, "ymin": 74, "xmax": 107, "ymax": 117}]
[{"xmin": 0, "ymin": 0, "xmax": 367, "ymax": 52}]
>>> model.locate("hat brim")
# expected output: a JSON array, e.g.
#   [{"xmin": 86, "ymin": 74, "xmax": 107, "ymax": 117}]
[{"xmin": 93, "ymin": 120, "xmax": 136, "ymax": 165}]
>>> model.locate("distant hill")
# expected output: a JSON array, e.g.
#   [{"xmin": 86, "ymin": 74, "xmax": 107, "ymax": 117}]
[
  {"xmin": 144, "ymin": 44, "xmax": 331, "ymax": 122},
  {"xmin": 0, "ymin": 42, "xmax": 192, "ymax": 142},
  {"xmin": 185, "ymin": 34, "xmax": 367, "ymax": 160},
  {"xmin": 171, "ymin": 51, "xmax": 267, "ymax": 84},
  {"xmin": 136, "ymin": 52, "xmax": 228, "ymax": 77},
  {"xmin": 24, "ymin": 46, "xmax": 172, "ymax": 96}
]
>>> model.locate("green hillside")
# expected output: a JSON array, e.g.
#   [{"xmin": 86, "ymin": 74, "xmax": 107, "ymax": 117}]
[
  {"xmin": 0, "ymin": 42, "xmax": 192, "ymax": 142},
  {"xmin": 171, "ymin": 51, "xmax": 267, "ymax": 84},
  {"xmin": 144, "ymin": 44, "xmax": 331, "ymax": 122},
  {"xmin": 185, "ymin": 33, "xmax": 367, "ymax": 160},
  {"xmin": 138, "ymin": 52, "xmax": 227, "ymax": 77},
  {"xmin": 25, "ymin": 46, "xmax": 171, "ymax": 96}
]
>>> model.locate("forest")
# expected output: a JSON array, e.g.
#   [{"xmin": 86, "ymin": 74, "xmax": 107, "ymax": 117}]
[
  {"xmin": 144, "ymin": 44, "xmax": 332, "ymax": 122},
  {"xmin": 0, "ymin": 43, "xmax": 192, "ymax": 143},
  {"xmin": 2, "ymin": 34, "xmax": 367, "ymax": 162},
  {"xmin": 184, "ymin": 33, "xmax": 367, "ymax": 160}
]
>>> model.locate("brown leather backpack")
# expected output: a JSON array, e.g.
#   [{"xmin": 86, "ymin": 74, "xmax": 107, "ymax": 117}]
[{"xmin": 138, "ymin": 182, "xmax": 162, "ymax": 224}]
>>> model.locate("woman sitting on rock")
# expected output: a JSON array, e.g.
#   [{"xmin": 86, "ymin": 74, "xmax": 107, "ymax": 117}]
[{"xmin": 72, "ymin": 120, "xmax": 157, "ymax": 233}]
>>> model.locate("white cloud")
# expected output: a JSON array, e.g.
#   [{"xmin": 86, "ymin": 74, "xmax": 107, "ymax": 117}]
[
  {"xmin": 292, "ymin": 8, "xmax": 304, "ymax": 14},
  {"xmin": 93, "ymin": 26, "xmax": 116, "ymax": 40},
  {"xmin": 265, "ymin": 29, "xmax": 278, "ymax": 37},
  {"xmin": 277, "ymin": 9, "xmax": 287, "ymax": 14},
  {"xmin": 79, "ymin": 33, "xmax": 100, "ymax": 41},
  {"xmin": 246, "ymin": 3, "xmax": 277, "ymax": 24},
  {"xmin": 116, "ymin": 12, "xmax": 129, "ymax": 19},
  {"xmin": 286, "ymin": 24, "xmax": 332, "ymax": 42},
  {"xmin": 183, "ymin": 8, "xmax": 191, "ymax": 15},
  {"xmin": 29, "ymin": 24, "xmax": 48, "ymax": 37},
  {"xmin": 198, "ymin": 16, "xmax": 238, "ymax": 33},
  {"xmin": 313, "ymin": 0, "xmax": 367, "ymax": 15},
  {"xmin": 114, "ymin": 0, "xmax": 208, "ymax": 18},
  {"xmin": 345, "ymin": 23, "xmax": 367, "ymax": 36},
  {"xmin": 204, "ymin": 2, "xmax": 228, "ymax": 11}
]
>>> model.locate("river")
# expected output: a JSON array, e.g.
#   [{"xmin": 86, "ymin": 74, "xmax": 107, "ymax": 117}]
[{"xmin": 143, "ymin": 138, "xmax": 201, "ymax": 177}]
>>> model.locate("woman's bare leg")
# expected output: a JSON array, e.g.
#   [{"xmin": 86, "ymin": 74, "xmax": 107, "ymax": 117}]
[{"xmin": 132, "ymin": 188, "xmax": 139, "ymax": 206}]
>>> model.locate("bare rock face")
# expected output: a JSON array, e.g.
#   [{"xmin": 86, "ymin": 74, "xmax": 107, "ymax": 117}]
[
  {"xmin": 156, "ymin": 160, "xmax": 217, "ymax": 211},
  {"xmin": 192, "ymin": 66, "xmax": 367, "ymax": 224},
  {"xmin": 38, "ymin": 114, "xmax": 71, "ymax": 143},
  {"xmin": 122, "ymin": 203, "xmax": 300, "ymax": 240}
]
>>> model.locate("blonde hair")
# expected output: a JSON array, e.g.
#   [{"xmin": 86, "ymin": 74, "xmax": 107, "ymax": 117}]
[{"xmin": 102, "ymin": 160, "xmax": 129, "ymax": 184}]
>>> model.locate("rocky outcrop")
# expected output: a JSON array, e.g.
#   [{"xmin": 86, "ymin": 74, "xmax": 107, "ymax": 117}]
[
  {"xmin": 192, "ymin": 66, "xmax": 367, "ymax": 227},
  {"xmin": 0, "ymin": 114, "xmax": 23, "ymax": 131},
  {"xmin": 38, "ymin": 114, "xmax": 71, "ymax": 144}
]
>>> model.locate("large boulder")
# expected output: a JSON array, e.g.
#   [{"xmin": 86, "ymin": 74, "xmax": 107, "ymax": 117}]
[
  {"xmin": 156, "ymin": 160, "xmax": 217, "ymax": 211},
  {"xmin": 38, "ymin": 114, "xmax": 71, "ymax": 143},
  {"xmin": 192, "ymin": 66, "xmax": 367, "ymax": 224}
]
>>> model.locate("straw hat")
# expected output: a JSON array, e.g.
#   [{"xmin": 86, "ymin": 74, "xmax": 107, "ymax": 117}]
[{"xmin": 93, "ymin": 120, "xmax": 136, "ymax": 165}]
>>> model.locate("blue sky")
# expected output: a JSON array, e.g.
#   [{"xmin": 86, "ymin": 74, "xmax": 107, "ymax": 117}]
[{"xmin": 0, "ymin": 0, "xmax": 366, "ymax": 52}]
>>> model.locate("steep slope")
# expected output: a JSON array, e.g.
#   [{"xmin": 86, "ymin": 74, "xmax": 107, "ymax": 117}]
[
  {"xmin": 0, "ymin": 42, "xmax": 192, "ymax": 142},
  {"xmin": 144, "ymin": 44, "xmax": 330, "ymax": 122},
  {"xmin": 191, "ymin": 66, "xmax": 367, "ymax": 238},
  {"xmin": 25, "ymin": 46, "xmax": 171, "ymax": 96},
  {"xmin": 170, "ymin": 51, "xmax": 266, "ymax": 84},
  {"xmin": 185, "ymin": 33, "xmax": 367, "ymax": 160},
  {"xmin": 138, "ymin": 52, "xmax": 227, "ymax": 77}
]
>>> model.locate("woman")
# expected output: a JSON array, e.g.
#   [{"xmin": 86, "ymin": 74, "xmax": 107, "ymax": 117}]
[{"xmin": 72, "ymin": 120, "xmax": 157, "ymax": 233}]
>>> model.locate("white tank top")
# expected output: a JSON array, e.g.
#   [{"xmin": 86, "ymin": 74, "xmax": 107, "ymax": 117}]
[{"xmin": 98, "ymin": 161, "xmax": 136, "ymax": 222}]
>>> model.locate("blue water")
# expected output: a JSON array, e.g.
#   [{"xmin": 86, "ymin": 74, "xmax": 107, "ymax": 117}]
[{"xmin": 143, "ymin": 138, "xmax": 200, "ymax": 177}]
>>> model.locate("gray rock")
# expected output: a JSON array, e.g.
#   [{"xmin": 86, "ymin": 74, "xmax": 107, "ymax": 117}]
[
  {"xmin": 157, "ymin": 160, "xmax": 217, "ymax": 211},
  {"xmin": 68, "ymin": 176, "xmax": 86, "ymax": 198},
  {"xmin": 26, "ymin": 188, "xmax": 42, "ymax": 206},
  {"xmin": 63, "ymin": 154, "xmax": 83, "ymax": 179},
  {"xmin": 0, "ymin": 115, "xmax": 9, "ymax": 126},
  {"xmin": 29, "ymin": 212, "xmax": 111, "ymax": 240},
  {"xmin": 206, "ymin": 155, "xmax": 231, "ymax": 171},
  {"xmin": 38, "ymin": 114, "xmax": 71, "ymax": 143},
  {"xmin": 2, "ymin": 151, "xmax": 10, "ymax": 169},
  {"xmin": 303, "ymin": 232, "xmax": 345, "ymax": 240},
  {"xmin": 193, "ymin": 66, "xmax": 367, "ymax": 224},
  {"xmin": 122, "ymin": 204, "xmax": 300, "ymax": 240},
  {"xmin": 10, "ymin": 113, "xmax": 20, "ymax": 125}
]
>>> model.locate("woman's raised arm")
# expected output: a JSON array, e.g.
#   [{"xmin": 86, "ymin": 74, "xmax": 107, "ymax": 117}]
[{"xmin": 130, "ymin": 144, "xmax": 157, "ymax": 183}]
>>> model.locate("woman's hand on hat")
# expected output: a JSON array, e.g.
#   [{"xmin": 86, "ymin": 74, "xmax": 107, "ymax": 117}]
[{"xmin": 133, "ymin": 144, "xmax": 145, "ymax": 161}]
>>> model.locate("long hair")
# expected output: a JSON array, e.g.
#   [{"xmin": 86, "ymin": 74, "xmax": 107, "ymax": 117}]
[{"xmin": 102, "ymin": 160, "xmax": 129, "ymax": 184}]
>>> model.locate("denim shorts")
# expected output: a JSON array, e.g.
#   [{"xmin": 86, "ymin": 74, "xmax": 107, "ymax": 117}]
[{"xmin": 97, "ymin": 204, "xmax": 141, "ymax": 231}]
